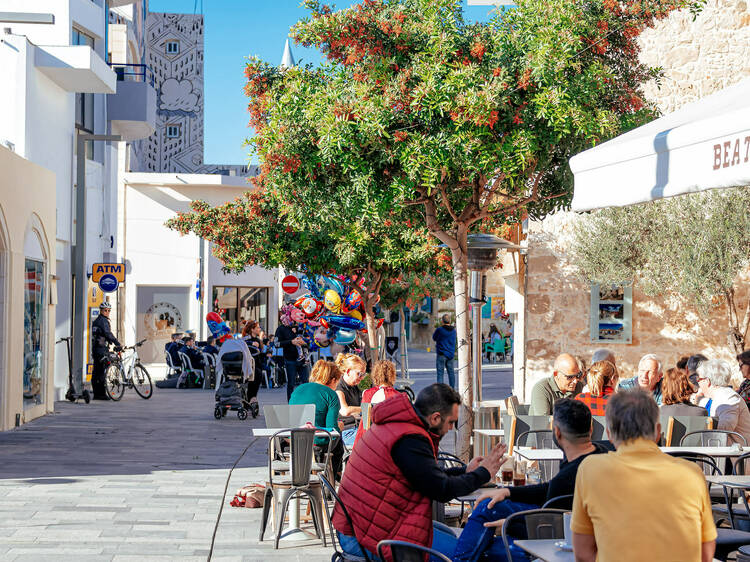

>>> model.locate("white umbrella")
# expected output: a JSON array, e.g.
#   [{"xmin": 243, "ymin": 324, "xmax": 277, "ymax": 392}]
[{"xmin": 570, "ymin": 77, "xmax": 750, "ymax": 211}]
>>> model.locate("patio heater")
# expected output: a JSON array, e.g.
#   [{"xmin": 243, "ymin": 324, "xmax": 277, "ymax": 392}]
[{"xmin": 466, "ymin": 234, "xmax": 520, "ymax": 408}]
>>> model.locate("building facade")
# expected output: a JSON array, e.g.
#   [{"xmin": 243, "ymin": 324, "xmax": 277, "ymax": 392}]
[{"xmin": 515, "ymin": 0, "xmax": 750, "ymax": 399}]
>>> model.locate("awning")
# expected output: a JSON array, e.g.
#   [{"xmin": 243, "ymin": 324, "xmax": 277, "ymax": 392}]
[{"xmin": 570, "ymin": 78, "xmax": 750, "ymax": 211}]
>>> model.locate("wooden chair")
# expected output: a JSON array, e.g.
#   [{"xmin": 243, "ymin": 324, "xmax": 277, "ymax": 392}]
[
  {"xmin": 591, "ymin": 415, "xmax": 607, "ymax": 441},
  {"xmin": 502, "ymin": 414, "xmax": 552, "ymax": 456},
  {"xmin": 360, "ymin": 402, "xmax": 373, "ymax": 432},
  {"xmin": 663, "ymin": 416, "xmax": 713, "ymax": 446},
  {"xmin": 504, "ymin": 396, "xmax": 529, "ymax": 417}
]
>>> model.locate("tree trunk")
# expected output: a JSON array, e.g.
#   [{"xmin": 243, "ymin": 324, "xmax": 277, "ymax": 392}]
[
  {"xmin": 451, "ymin": 245, "xmax": 473, "ymax": 462},
  {"xmin": 364, "ymin": 306, "xmax": 378, "ymax": 361},
  {"xmin": 725, "ymin": 288, "xmax": 748, "ymax": 354}
]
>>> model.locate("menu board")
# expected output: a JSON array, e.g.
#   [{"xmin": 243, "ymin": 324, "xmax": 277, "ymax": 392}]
[{"xmin": 590, "ymin": 284, "xmax": 632, "ymax": 344}]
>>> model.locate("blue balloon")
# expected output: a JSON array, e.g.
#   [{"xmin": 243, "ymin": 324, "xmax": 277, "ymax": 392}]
[
  {"xmin": 301, "ymin": 275, "xmax": 322, "ymax": 299},
  {"xmin": 321, "ymin": 276, "xmax": 344, "ymax": 296},
  {"xmin": 324, "ymin": 314, "xmax": 366, "ymax": 331},
  {"xmin": 334, "ymin": 328, "xmax": 356, "ymax": 345}
]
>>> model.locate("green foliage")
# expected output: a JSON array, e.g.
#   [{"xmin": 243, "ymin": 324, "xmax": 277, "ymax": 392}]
[{"xmin": 571, "ymin": 188, "xmax": 750, "ymax": 350}]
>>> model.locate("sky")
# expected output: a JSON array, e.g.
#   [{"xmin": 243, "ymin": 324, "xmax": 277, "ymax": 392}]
[{"xmin": 149, "ymin": 1, "xmax": 497, "ymax": 166}]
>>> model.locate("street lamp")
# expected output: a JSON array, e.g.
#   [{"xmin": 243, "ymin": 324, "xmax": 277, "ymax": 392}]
[
  {"xmin": 71, "ymin": 133, "xmax": 120, "ymax": 401},
  {"xmin": 467, "ymin": 233, "xmax": 520, "ymax": 408}
]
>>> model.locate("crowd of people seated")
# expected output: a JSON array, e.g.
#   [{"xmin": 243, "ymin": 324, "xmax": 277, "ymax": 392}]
[
  {"xmin": 528, "ymin": 349, "xmax": 750, "ymax": 445},
  {"xmin": 319, "ymin": 346, "xmax": 750, "ymax": 561}
]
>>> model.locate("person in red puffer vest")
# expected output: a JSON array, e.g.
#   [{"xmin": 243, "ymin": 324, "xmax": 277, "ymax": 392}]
[{"xmin": 332, "ymin": 384, "xmax": 506, "ymax": 561}]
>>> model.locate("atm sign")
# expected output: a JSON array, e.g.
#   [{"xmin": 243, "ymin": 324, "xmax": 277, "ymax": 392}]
[{"xmin": 92, "ymin": 263, "xmax": 126, "ymax": 283}]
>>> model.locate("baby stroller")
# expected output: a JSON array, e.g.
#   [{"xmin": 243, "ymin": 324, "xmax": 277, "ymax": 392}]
[{"xmin": 214, "ymin": 351, "xmax": 255, "ymax": 420}]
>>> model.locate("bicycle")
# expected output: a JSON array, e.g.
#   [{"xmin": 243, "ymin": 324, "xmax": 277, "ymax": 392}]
[{"xmin": 104, "ymin": 339, "xmax": 153, "ymax": 401}]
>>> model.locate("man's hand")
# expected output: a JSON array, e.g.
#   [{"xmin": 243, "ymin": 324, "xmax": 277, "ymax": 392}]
[
  {"xmin": 466, "ymin": 456, "xmax": 484, "ymax": 473},
  {"xmin": 477, "ymin": 487, "xmax": 510, "ymax": 509},
  {"xmin": 478, "ymin": 442, "xmax": 507, "ymax": 478}
]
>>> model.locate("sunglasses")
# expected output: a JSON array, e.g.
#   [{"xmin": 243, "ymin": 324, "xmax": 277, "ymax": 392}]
[{"xmin": 563, "ymin": 372, "xmax": 583, "ymax": 380}]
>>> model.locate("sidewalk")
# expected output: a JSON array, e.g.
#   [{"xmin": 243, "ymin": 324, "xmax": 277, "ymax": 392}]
[
  {"xmin": 0, "ymin": 385, "xmax": 331, "ymax": 561},
  {"xmin": 0, "ymin": 356, "xmax": 513, "ymax": 561}
]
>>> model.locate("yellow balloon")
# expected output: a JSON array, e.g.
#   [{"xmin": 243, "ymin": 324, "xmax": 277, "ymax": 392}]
[
  {"xmin": 324, "ymin": 289, "xmax": 341, "ymax": 313},
  {"xmin": 348, "ymin": 309, "xmax": 362, "ymax": 321}
]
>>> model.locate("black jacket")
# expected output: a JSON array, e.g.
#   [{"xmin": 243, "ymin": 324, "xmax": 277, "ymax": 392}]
[
  {"xmin": 92, "ymin": 314, "xmax": 120, "ymax": 354},
  {"xmin": 508, "ymin": 441, "xmax": 610, "ymax": 506},
  {"xmin": 391, "ymin": 434, "xmax": 490, "ymax": 503},
  {"xmin": 274, "ymin": 325, "xmax": 306, "ymax": 362}
]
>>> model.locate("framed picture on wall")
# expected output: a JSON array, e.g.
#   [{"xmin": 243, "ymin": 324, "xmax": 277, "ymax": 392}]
[{"xmin": 590, "ymin": 283, "xmax": 632, "ymax": 344}]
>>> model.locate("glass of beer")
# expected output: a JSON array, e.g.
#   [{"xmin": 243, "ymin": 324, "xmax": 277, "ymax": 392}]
[
  {"xmin": 513, "ymin": 459, "xmax": 527, "ymax": 486},
  {"xmin": 500, "ymin": 458, "xmax": 514, "ymax": 485}
]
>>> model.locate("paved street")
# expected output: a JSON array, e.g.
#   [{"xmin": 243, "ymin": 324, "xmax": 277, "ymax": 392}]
[{"xmin": 0, "ymin": 352, "xmax": 512, "ymax": 561}]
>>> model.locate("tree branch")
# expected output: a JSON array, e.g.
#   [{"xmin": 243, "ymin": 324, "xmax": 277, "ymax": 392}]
[{"xmin": 439, "ymin": 182, "xmax": 459, "ymax": 223}]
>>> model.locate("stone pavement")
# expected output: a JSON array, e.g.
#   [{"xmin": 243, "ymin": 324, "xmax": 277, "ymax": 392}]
[
  {"xmin": 0, "ymin": 385, "xmax": 333, "ymax": 562},
  {"xmin": 0, "ymin": 356, "xmax": 512, "ymax": 561}
]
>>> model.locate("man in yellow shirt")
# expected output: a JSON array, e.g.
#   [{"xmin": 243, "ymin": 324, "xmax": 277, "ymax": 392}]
[{"xmin": 571, "ymin": 389, "xmax": 716, "ymax": 562}]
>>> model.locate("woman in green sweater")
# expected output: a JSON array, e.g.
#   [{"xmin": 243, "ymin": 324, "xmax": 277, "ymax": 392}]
[{"xmin": 289, "ymin": 359, "xmax": 345, "ymax": 478}]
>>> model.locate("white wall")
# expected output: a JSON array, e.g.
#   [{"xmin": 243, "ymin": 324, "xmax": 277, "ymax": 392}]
[{"xmin": 122, "ymin": 183, "xmax": 280, "ymax": 359}]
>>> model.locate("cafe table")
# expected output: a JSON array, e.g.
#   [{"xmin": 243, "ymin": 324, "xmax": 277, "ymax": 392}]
[
  {"xmin": 473, "ymin": 428, "xmax": 505, "ymax": 437},
  {"xmin": 516, "ymin": 446, "xmax": 750, "ymax": 462},
  {"xmin": 705, "ymin": 475, "xmax": 750, "ymax": 486},
  {"xmin": 252, "ymin": 427, "xmax": 339, "ymax": 542},
  {"xmin": 514, "ymin": 539, "xmax": 574, "ymax": 562}
]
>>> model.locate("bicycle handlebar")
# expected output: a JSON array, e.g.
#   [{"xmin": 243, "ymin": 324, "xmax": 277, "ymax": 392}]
[{"xmin": 122, "ymin": 339, "xmax": 148, "ymax": 350}]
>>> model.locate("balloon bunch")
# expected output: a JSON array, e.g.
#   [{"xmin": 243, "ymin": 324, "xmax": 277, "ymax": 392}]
[
  {"xmin": 205, "ymin": 311, "xmax": 232, "ymax": 343},
  {"xmin": 287, "ymin": 274, "xmax": 384, "ymax": 347}
]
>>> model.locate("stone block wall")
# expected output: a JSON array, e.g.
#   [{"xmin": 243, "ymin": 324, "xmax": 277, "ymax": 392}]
[{"xmin": 522, "ymin": 0, "xmax": 750, "ymax": 397}]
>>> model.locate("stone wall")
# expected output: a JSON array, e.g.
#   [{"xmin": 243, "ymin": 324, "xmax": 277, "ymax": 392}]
[{"xmin": 521, "ymin": 0, "xmax": 750, "ymax": 398}]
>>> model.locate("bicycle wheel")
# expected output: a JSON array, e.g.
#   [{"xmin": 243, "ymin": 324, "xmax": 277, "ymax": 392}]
[
  {"xmin": 132, "ymin": 364, "xmax": 153, "ymax": 399},
  {"xmin": 105, "ymin": 364, "xmax": 125, "ymax": 401}
]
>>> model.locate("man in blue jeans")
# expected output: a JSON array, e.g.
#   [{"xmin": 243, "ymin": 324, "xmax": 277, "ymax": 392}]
[
  {"xmin": 452, "ymin": 399, "xmax": 609, "ymax": 561},
  {"xmin": 432, "ymin": 314, "xmax": 457, "ymax": 389}
]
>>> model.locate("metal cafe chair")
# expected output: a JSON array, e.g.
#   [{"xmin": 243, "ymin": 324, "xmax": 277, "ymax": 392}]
[
  {"xmin": 542, "ymin": 494, "xmax": 574, "ymax": 510},
  {"xmin": 377, "ymin": 540, "xmax": 451, "ymax": 562},
  {"xmin": 501, "ymin": 508, "xmax": 567, "ymax": 562},
  {"xmin": 259, "ymin": 428, "xmax": 330, "ymax": 549},
  {"xmin": 319, "ymin": 474, "xmax": 372, "ymax": 562},
  {"xmin": 680, "ymin": 429, "xmax": 747, "ymax": 447}
]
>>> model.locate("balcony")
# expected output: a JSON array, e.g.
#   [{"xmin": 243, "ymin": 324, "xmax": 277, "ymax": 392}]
[
  {"xmin": 107, "ymin": 64, "xmax": 157, "ymax": 141},
  {"xmin": 34, "ymin": 45, "xmax": 116, "ymax": 93},
  {"xmin": 108, "ymin": 0, "xmax": 140, "ymax": 6}
]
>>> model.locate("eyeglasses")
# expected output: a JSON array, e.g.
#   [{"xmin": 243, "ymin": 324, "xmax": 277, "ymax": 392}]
[{"xmin": 563, "ymin": 372, "xmax": 583, "ymax": 380}]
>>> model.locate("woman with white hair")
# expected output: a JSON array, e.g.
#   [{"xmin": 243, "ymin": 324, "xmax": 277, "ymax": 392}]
[{"xmin": 696, "ymin": 359, "xmax": 750, "ymax": 445}]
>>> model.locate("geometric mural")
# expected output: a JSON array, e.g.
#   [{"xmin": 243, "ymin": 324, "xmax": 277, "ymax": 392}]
[{"xmin": 139, "ymin": 13, "xmax": 256, "ymax": 177}]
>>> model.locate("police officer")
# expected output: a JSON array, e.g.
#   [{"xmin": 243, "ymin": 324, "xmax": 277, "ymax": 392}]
[{"xmin": 91, "ymin": 301, "xmax": 121, "ymax": 399}]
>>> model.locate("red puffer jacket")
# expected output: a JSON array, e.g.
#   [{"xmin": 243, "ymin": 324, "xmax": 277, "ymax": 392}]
[{"xmin": 331, "ymin": 393, "xmax": 439, "ymax": 559}]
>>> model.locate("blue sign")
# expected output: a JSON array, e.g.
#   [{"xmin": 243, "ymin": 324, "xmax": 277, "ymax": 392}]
[{"xmin": 98, "ymin": 273, "xmax": 119, "ymax": 293}]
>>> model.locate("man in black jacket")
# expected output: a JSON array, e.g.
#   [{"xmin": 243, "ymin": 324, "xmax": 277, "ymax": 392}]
[
  {"xmin": 91, "ymin": 301, "xmax": 121, "ymax": 399},
  {"xmin": 275, "ymin": 321, "xmax": 310, "ymax": 401},
  {"xmin": 452, "ymin": 398, "xmax": 609, "ymax": 561}
]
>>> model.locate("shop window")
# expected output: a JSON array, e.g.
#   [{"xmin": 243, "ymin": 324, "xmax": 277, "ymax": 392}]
[
  {"xmin": 23, "ymin": 258, "xmax": 45, "ymax": 408},
  {"xmin": 589, "ymin": 284, "xmax": 632, "ymax": 344},
  {"xmin": 136, "ymin": 286, "xmax": 189, "ymax": 364},
  {"xmin": 212, "ymin": 286, "xmax": 268, "ymax": 334},
  {"xmin": 165, "ymin": 40, "xmax": 179, "ymax": 55}
]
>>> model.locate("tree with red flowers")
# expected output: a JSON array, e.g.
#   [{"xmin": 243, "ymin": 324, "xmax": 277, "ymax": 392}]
[
  {"xmin": 242, "ymin": 0, "xmax": 702, "ymax": 458},
  {"xmin": 166, "ymin": 188, "xmax": 451, "ymax": 356}
]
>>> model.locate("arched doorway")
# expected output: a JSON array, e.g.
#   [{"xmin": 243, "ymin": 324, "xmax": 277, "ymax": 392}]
[{"xmin": 22, "ymin": 220, "xmax": 47, "ymax": 409}]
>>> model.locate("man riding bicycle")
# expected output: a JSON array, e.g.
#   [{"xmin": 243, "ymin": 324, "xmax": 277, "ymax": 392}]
[{"xmin": 91, "ymin": 301, "xmax": 121, "ymax": 400}]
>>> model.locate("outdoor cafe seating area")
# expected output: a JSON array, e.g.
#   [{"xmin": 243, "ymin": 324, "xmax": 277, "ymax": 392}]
[{"xmin": 250, "ymin": 392, "xmax": 750, "ymax": 562}]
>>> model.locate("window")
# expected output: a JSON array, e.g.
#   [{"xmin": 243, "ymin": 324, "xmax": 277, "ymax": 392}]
[
  {"xmin": 23, "ymin": 259, "xmax": 45, "ymax": 408},
  {"xmin": 166, "ymin": 125, "xmax": 181, "ymax": 139},
  {"xmin": 73, "ymin": 28, "xmax": 95, "ymax": 151},
  {"xmin": 590, "ymin": 284, "xmax": 632, "ymax": 344},
  {"xmin": 165, "ymin": 40, "xmax": 179, "ymax": 55},
  {"xmin": 212, "ymin": 286, "xmax": 269, "ymax": 334}
]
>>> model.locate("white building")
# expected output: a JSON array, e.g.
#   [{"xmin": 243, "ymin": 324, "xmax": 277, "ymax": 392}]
[
  {"xmin": 0, "ymin": 0, "xmax": 155, "ymax": 428},
  {"xmin": 118, "ymin": 174, "xmax": 278, "ymax": 364}
]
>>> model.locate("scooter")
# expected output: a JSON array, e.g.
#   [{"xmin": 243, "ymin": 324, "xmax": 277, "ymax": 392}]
[{"xmin": 57, "ymin": 336, "xmax": 90, "ymax": 404}]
